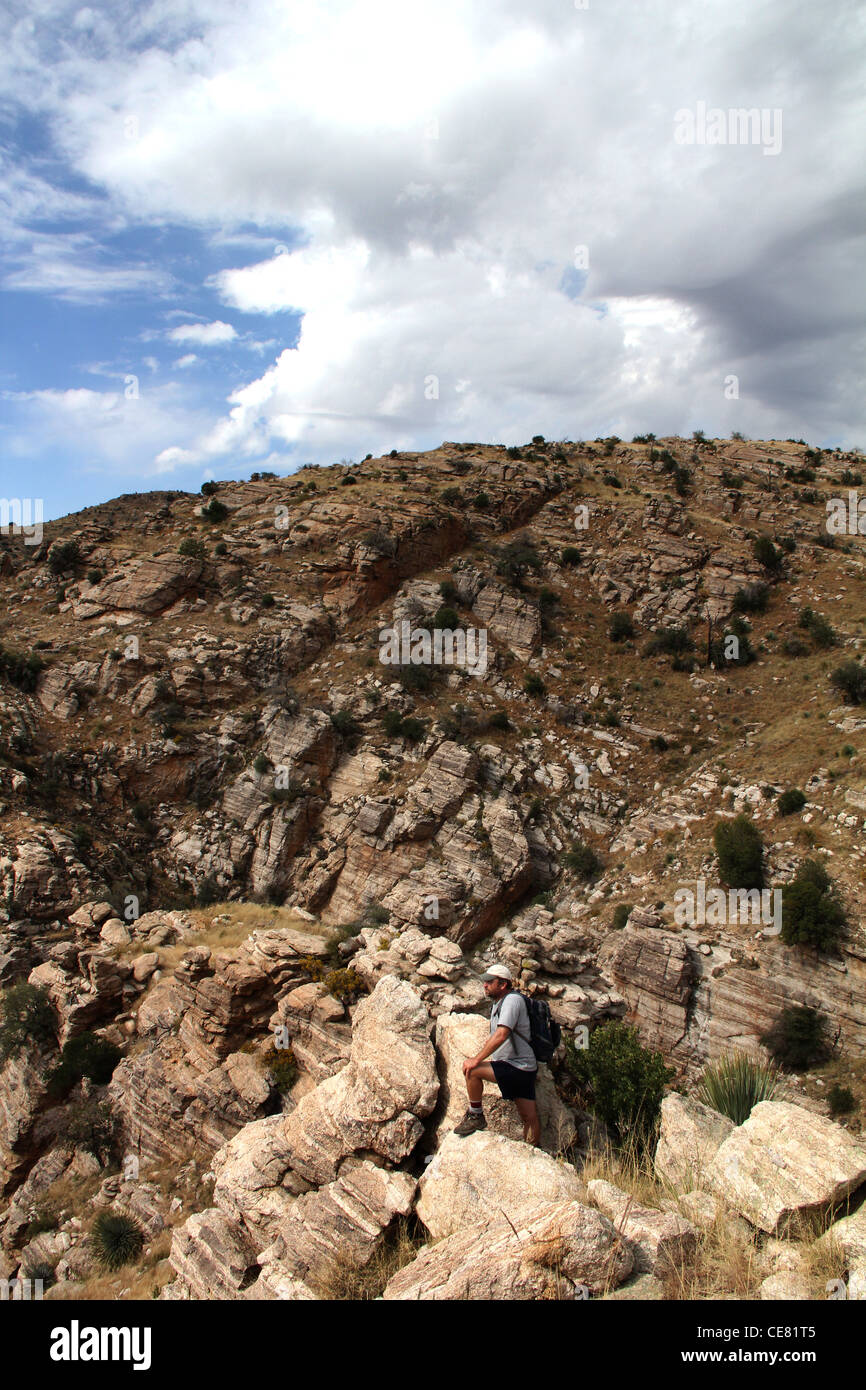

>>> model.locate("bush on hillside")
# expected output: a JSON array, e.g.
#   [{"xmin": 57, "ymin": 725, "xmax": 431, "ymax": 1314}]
[
  {"xmin": 760, "ymin": 1005, "xmax": 832, "ymax": 1071},
  {"xmin": 0, "ymin": 983, "xmax": 55, "ymax": 1062},
  {"xmin": 563, "ymin": 1021, "xmax": 672, "ymax": 1145},
  {"xmin": 777, "ymin": 788, "xmax": 806, "ymax": 816},
  {"xmin": 714, "ymin": 814, "xmax": 763, "ymax": 889},
  {"xmin": 46, "ymin": 1032, "xmax": 121, "ymax": 1100},
  {"xmin": 830, "ymin": 661, "xmax": 866, "ymax": 705},
  {"xmin": 780, "ymin": 858, "xmax": 846, "ymax": 951}
]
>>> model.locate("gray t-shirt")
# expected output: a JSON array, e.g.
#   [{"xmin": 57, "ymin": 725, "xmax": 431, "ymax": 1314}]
[{"xmin": 490, "ymin": 992, "xmax": 538, "ymax": 1071}]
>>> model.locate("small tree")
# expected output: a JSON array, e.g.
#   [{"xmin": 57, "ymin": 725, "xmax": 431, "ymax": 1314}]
[
  {"xmin": 760, "ymin": 1005, "xmax": 832, "ymax": 1071},
  {"xmin": 46, "ymin": 1032, "xmax": 121, "ymax": 1100},
  {"xmin": 714, "ymin": 814, "xmax": 763, "ymax": 889},
  {"xmin": 609, "ymin": 612, "xmax": 634, "ymax": 643},
  {"xmin": 780, "ymin": 859, "xmax": 846, "ymax": 950},
  {"xmin": 563, "ymin": 1021, "xmax": 672, "ymax": 1145},
  {"xmin": 0, "ymin": 983, "xmax": 56, "ymax": 1062},
  {"xmin": 564, "ymin": 840, "xmax": 603, "ymax": 881},
  {"xmin": 830, "ymin": 661, "xmax": 866, "ymax": 705},
  {"xmin": 753, "ymin": 535, "xmax": 782, "ymax": 571}
]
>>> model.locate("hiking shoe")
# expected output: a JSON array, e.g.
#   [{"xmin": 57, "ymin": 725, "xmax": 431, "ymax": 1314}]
[{"xmin": 453, "ymin": 1109, "xmax": 487, "ymax": 1136}]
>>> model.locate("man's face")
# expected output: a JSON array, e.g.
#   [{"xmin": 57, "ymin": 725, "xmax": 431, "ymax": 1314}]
[{"xmin": 483, "ymin": 978, "xmax": 509, "ymax": 1000}]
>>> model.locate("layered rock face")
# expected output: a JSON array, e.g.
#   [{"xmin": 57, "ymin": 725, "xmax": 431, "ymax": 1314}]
[{"xmin": 1, "ymin": 437, "xmax": 865, "ymax": 1301}]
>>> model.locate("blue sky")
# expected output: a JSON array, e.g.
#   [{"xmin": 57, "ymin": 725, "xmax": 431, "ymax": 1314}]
[{"xmin": 1, "ymin": 0, "xmax": 863, "ymax": 522}]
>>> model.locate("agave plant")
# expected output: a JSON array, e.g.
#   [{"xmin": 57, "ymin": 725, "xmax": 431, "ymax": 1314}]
[
  {"xmin": 90, "ymin": 1210, "xmax": 145, "ymax": 1271},
  {"xmin": 696, "ymin": 1050, "xmax": 779, "ymax": 1125}
]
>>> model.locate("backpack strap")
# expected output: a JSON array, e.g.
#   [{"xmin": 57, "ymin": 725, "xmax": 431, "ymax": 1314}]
[{"xmin": 507, "ymin": 990, "xmax": 532, "ymax": 1046}]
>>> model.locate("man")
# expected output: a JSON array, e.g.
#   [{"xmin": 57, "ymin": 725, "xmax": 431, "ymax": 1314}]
[{"xmin": 453, "ymin": 964, "xmax": 541, "ymax": 1145}]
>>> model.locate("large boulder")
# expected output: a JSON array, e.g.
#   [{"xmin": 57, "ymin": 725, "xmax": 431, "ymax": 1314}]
[
  {"xmin": 654, "ymin": 1093, "xmax": 735, "ymax": 1193},
  {"xmin": 212, "ymin": 1116, "xmax": 306, "ymax": 1240},
  {"xmin": 431, "ymin": 1012, "xmax": 575, "ymax": 1153},
  {"xmin": 282, "ymin": 975, "xmax": 438, "ymax": 1185},
  {"xmin": 256, "ymin": 1159, "xmax": 416, "ymax": 1292},
  {"xmin": 416, "ymin": 1131, "xmax": 584, "ymax": 1240},
  {"xmin": 384, "ymin": 1198, "xmax": 633, "ymax": 1300},
  {"xmin": 586, "ymin": 1178, "xmax": 697, "ymax": 1275},
  {"xmin": 168, "ymin": 1207, "xmax": 261, "ymax": 1300},
  {"xmin": 705, "ymin": 1101, "xmax": 866, "ymax": 1235},
  {"xmin": 816, "ymin": 1206, "xmax": 866, "ymax": 1264}
]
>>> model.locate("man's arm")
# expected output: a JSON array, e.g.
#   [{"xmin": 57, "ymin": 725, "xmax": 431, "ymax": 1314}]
[{"xmin": 463, "ymin": 1025, "xmax": 510, "ymax": 1074}]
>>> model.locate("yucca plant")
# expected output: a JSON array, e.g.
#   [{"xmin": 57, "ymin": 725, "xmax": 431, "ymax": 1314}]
[
  {"xmin": 90, "ymin": 1210, "xmax": 145, "ymax": 1271},
  {"xmin": 696, "ymin": 1051, "xmax": 779, "ymax": 1125}
]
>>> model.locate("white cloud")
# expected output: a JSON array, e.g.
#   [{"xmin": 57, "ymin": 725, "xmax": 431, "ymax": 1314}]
[
  {"xmin": 174, "ymin": 353, "xmax": 198, "ymax": 368},
  {"xmin": 167, "ymin": 320, "xmax": 238, "ymax": 345},
  {"xmin": 1, "ymin": 0, "xmax": 864, "ymax": 473}
]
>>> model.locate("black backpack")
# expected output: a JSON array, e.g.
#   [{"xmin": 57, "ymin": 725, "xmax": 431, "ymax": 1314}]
[{"xmin": 510, "ymin": 991, "xmax": 562, "ymax": 1064}]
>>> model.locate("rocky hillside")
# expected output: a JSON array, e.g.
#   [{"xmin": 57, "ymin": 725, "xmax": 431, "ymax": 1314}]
[{"xmin": 1, "ymin": 433, "xmax": 865, "ymax": 1300}]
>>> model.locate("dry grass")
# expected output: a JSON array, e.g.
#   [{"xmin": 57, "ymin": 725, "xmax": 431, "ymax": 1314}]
[
  {"xmin": 113, "ymin": 902, "xmax": 329, "ymax": 973},
  {"xmin": 307, "ymin": 1217, "xmax": 426, "ymax": 1300}
]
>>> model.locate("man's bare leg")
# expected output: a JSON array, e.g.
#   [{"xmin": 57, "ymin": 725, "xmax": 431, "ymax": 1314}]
[
  {"xmin": 465, "ymin": 1062, "xmax": 496, "ymax": 1103},
  {"xmin": 515, "ymin": 1097, "xmax": 541, "ymax": 1146}
]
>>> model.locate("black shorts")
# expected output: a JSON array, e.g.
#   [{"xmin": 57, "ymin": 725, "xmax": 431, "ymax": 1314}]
[{"xmin": 491, "ymin": 1060, "xmax": 537, "ymax": 1101}]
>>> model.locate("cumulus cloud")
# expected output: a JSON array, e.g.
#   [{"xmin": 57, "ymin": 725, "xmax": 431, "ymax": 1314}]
[{"xmin": 2, "ymin": 0, "xmax": 864, "ymax": 479}]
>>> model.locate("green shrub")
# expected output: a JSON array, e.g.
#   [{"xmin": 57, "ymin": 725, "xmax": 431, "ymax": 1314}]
[
  {"xmin": 827, "ymin": 1084, "xmax": 855, "ymax": 1117},
  {"xmin": 260, "ymin": 593, "xmax": 275, "ymax": 608},
  {"xmin": 732, "ymin": 582, "xmax": 769, "ymax": 614},
  {"xmin": 753, "ymin": 535, "xmax": 782, "ymax": 571},
  {"xmin": 202, "ymin": 498, "xmax": 228, "ymax": 523},
  {"xmin": 524, "ymin": 673, "xmax": 546, "ymax": 697},
  {"xmin": 47, "ymin": 539, "xmax": 80, "ymax": 575},
  {"xmin": 264, "ymin": 1041, "xmax": 298, "ymax": 1095},
  {"xmin": 178, "ymin": 536, "xmax": 206, "ymax": 560},
  {"xmin": 86, "ymin": 568, "xmax": 103, "ymax": 586},
  {"xmin": 395, "ymin": 663, "xmax": 435, "ymax": 694},
  {"xmin": 487, "ymin": 710, "xmax": 511, "ymax": 731},
  {"xmin": 609, "ymin": 612, "xmax": 634, "ymax": 643},
  {"xmin": 561, "ymin": 546, "xmax": 581, "ymax": 566},
  {"xmin": 441, "ymin": 487, "xmax": 462, "ymax": 505},
  {"xmin": 696, "ymin": 1052, "xmax": 779, "ymax": 1125},
  {"xmin": 496, "ymin": 537, "xmax": 542, "ymax": 588},
  {"xmin": 214, "ymin": 540, "xmax": 228, "ymax": 556},
  {"xmin": 253, "ymin": 753, "xmax": 271, "ymax": 775},
  {"xmin": 438, "ymin": 579, "xmax": 459, "ymax": 605},
  {"xmin": 564, "ymin": 840, "xmax": 603, "ymax": 880},
  {"xmin": 563, "ymin": 1021, "xmax": 672, "ymax": 1145},
  {"xmin": 201, "ymin": 481, "xmax": 219, "ymax": 496},
  {"xmin": 830, "ymin": 660, "xmax": 866, "ymax": 705},
  {"xmin": 798, "ymin": 608, "xmax": 836, "ymax": 647},
  {"xmin": 46, "ymin": 1032, "xmax": 121, "ymax": 1100},
  {"xmin": 330, "ymin": 709, "xmax": 359, "ymax": 739},
  {"xmin": 65, "ymin": 1096, "xmax": 116, "ymax": 1161},
  {"xmin": 780, "ymin": 858, "xmax": 846, "ymax": 950},
  {"xmin": 433, "ymin": 606, "xmax": 459, "ymax": 630},
  {"xmin": 0, "ymin": 644, "xmax": 47, "ymax": 692},
  {"xmin": 0, "ymin": 983, "xmax": 55, "ymax": 1062},
  {"xmin": 612, "ymin": 903, "xmax": 633, "ymax": 931},
  {"xmin": 777, "ymin": 788, "xmax": 806, "ymax": 816},
  {"xmin": 782, "ymin": 636, "xmax": 809, "ymax": 657},
  {"xmin": 760, "ymin": 1005, "xmax": 831, "ymax": 1071},
  {"xmin": 382, "ymin": 710, "xmax": 404, "ymax": 737},
  {"xmin": 399, "ymin": 716, "xmax": 427, "ymax": 742},
  {"xmin": 643, "ymin": 626, "xmax": 694, "ymax": 658},
  {"xmin": 195, "ymin": 876, "xmax": 222, "ymax": 906},
  {"xmin": 90, "ymin": 1210, "xmax": 145, "ymax": 1271},
  {"xmin": 473, "ymin": 491, "xmax": 490, "ymax": 509},
  {"xmin": 714, "ymin": 814, "xmax": 763, "ymax": 889}
]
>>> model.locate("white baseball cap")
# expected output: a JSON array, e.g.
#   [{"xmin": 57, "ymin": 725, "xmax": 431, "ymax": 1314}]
[{"xmin": 481, "ymin": 964, "xmax": 513, "ymax": 982}]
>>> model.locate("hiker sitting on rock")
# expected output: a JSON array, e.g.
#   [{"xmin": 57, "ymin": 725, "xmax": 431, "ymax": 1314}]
[{"xmin": 454, "ymin": 964, "xmax": 541, "ymax": 1146}]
